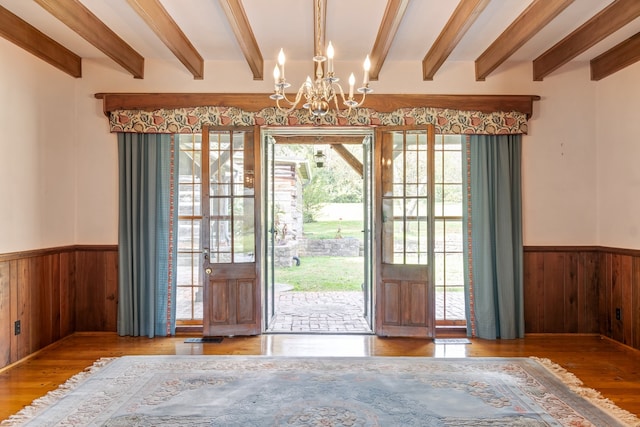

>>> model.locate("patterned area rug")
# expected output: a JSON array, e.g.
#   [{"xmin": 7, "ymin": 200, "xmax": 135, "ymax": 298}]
[{"xmin": 3, "ymin": 356, "xmax": 639, "ymax": 426}]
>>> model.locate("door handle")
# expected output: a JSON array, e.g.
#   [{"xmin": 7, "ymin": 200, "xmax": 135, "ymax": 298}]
[
  {"xmin": 203, "ymin": 247, "xmax": 209, "ymax": 260},
  {"xmin": 205, "ymin": 267, "xmax": 212, "ymax": 275}
]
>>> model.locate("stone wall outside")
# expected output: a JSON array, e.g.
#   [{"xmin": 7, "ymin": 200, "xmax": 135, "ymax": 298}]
[
  {"xmin": 297, "ymin": 237, "xmax": 360, "ymax": 257},
  {"xmin": 274, "ymin": 238, "xmax": 362, "ymax": 267}
]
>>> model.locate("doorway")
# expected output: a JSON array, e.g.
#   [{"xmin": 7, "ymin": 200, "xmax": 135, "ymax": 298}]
[
  {"xmin": 262, "ymin": 127, "xmax": 374, "ymax": 334},
  {"xmin": 177, "ymin": 125, "xmax": 461, "ymax": 337}
]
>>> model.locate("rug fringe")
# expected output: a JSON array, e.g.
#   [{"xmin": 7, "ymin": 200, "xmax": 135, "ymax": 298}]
[
  {"xmin": 1, "ymin": 357, "xmax": 117, "ymax": 426},
  {"xmin": 531, "ymin": 356, "xmax": 640, "ymax": 427}
]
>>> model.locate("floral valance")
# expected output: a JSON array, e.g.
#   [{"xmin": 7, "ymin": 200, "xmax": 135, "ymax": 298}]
[{"xmin": 109, "ymin": 106, "xmax": 528, "ymax": 134}]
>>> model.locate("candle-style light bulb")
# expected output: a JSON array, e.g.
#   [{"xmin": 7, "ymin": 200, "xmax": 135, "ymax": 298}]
[
  {"xmin": 278, "ymin": 48, "xmax": 286, "ymax": 80},
  {"xmin": 273, "ymin": 64, "xmax": 280, "ymax": 84},
  {"xmin": 363, "ymin": 55, "xmax": 371, "ymax": 85},
  {"xmin": 327, "ymin": 41, "xmax": 334, "ymax": 73},
  {"xmin": 348, "ymin": 73, "xmax": 355, "ymax": 98}
]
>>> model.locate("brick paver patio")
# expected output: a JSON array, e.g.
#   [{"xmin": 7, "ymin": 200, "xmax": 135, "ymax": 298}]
[{"xmin": 267, "ymin": 290, "xmax": 465, "ymax": 333}]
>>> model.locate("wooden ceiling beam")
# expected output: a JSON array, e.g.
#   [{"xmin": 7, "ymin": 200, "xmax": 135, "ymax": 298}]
[
  {"xmin": 422, "ymin": 0, "xmax": 490, "ymax": 81},
  {"xmin": 368, "ymin": 0, "xmax": 409, "ymax": 81},
  {"xmin": 95, "ymin": 93, "xmax": 540, "ymax": 117},
  {"xmin": 34, "ymin": 0, "xmax": 143, "ymax": 78},
  {"xmin": 219, "ymin": 0, "xmax": 263, "ymax": 80},
  {"xmin": 590, "ymin": 32, "xmax": 640, "ymax": 81},
  {"xmin": 0, "ymin": 5, "xmax": 81, "ymax": 77},
  {"xmin": 475, "ymin": 0, "xmax": 574, "ymax": 81},
  {"xmin": 126, "ymin": 0, "xmax": 203, "ymax": 79},
  {"xmin": 533, "ymin": 0, "xmax": 640, "ymax": 81}
]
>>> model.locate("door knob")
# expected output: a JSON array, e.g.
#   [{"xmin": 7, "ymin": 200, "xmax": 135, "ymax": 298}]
[{"xmin": 205, "ymin": 267, "xmax": 212, "ymax": 275}]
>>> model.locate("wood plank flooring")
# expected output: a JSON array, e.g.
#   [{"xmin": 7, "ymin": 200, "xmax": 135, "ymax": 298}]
[{"xmin": 1, "ymin": 333, "xmax": 639, "ymax": 421}]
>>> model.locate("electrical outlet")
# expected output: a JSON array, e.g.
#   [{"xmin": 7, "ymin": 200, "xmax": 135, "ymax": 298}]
[
  {"xmin": 615, "ymin": 308, "xmax": 621, "ymax": 321},
  {"xmin": 14, "ymin": 320, "xmax": 21, "ymax": 335}
]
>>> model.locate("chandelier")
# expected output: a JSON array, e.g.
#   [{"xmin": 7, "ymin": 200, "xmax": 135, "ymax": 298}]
[{"xmin": 269, "ymin": 42, "xmax": 372, "ymax": 117}]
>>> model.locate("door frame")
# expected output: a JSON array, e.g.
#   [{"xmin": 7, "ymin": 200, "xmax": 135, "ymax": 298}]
[{"xmin": 260, "ymin": 126, "xmax": 375, "ymax": 333}]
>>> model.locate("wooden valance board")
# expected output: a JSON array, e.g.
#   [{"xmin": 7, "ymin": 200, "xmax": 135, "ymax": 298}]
[{"xmin": 94, "ymin": 93, "xmax": 540, "ymax": 134}]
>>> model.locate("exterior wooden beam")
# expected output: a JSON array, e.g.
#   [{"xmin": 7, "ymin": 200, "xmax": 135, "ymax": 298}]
[{"xmin": 332, "ymin": 144, "xmax": 364, "ymax": 177}]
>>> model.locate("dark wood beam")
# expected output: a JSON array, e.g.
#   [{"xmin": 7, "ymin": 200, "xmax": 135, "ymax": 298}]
[
  {"xmin": 422, "ymin": 0, "xmax": 490, "ymax": 80},
  {"xmin": 219, "ymin": 0, "xmax": 263, "ymax": 80},
  {"xmin": 533, "ymin": 0, "xmax": 640, "ymax": 81},
  {"xmin": 95, "ymin": 93, "xmax": 540, "ymax": 117},
  {"xmin": 34, "ymin": 0, "xmax": 143, "ymax": 78},
  {"xmin": 590, "ymin": 32, "xmax": 640, "ymax": 81},
  {"xmin": 369, "ymin": 0, "xmax": 409, "ymax": 81},
  {"xmin": 126, "ymin": 0, "xmax": 203, "ymax": 79},
  {"xmin": 332, "ymin": 144, "xmax": 363, "ymax": 177},
  {"xmin": 0, "ymin": 5, "xmax": 81, "ymax": 77},
  {"xmin": 475, "ymin": 0, "xmax": 574, "ymax": 81}
]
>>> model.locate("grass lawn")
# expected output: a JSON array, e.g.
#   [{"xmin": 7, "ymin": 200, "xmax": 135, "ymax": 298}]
[
  {"xmin": 275, "ymin": 256, "xmax": 364, "ymax": 291},
  {"xmin": 302, "ymin": 220, "xmax": 363, "ymax": 240}
]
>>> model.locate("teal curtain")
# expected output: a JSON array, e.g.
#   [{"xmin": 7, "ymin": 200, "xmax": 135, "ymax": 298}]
[
  {"xmin": 466, "ymin": 134, "xmax": 524, "ymax": 339},
  {"xmin": 118, "ymin": 133, "xmax": 177, "ymax": 337}
]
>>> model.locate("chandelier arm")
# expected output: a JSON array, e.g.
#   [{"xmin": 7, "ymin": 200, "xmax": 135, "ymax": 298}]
[
  {"xmin": 333, "ymin": 81, "xmax": 364, "ymax": 113},
  {"xmin": 331, "ymin": 86, "xmax": 348, "ymax": 117},
  {"xmin": 276, "ymin": 84, "xmax": 307, "ymax": 114}
]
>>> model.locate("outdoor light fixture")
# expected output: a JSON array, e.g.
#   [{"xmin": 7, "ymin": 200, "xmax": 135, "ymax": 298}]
[{"xmin": 314, "ymin": 150, "xmax": 326, "ymax": 168}]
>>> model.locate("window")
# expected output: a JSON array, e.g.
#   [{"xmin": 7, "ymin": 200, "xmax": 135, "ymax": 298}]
[
  {"xmin": 381, "ymin": 130, "xmax": 429, "ymax": 265},
  {"xmin": 176, "ymin": 134, "xmax": 203, "ymax": 323},
  {"xmin": 207, "ymin": 130, "xmax": 255, "ymax": 264},
  {"xmin": 434, "ymin": 135, "xmax": 464, "ymax": 325}
]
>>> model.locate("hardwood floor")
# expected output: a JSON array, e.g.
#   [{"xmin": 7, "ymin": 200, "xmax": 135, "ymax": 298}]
[{"xmin": 1, "ymin": 333, "xmax": 639, "ymax": 422}]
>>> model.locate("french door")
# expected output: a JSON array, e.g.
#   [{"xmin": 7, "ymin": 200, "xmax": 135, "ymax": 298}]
[
  {"xmin": 201, "ymin": 126, "xmax": 261, "ymax": 336},
  {"xmin": 375, "ymin": 126, "xmax": 435, "ymax": 337}
]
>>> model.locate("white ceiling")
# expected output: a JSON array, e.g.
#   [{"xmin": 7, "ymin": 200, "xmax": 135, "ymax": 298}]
[{"xmin": 1, "ymin": 0, "xmax": 639, "ymax": 79}]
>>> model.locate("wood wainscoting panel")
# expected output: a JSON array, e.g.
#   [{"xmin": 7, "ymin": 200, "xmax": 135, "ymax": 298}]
[
  {"xmin": 0, "ymin": 246, "xmax": 116, "ymax": 370},
  {"xmin": 633, "ymin": 256, "xmax": 640, "ymax": 350},
  {"xmin": 0, "ymin": 261, "xmax": 10, "ymax": 367},
  {"xmin": 59, "ymin": 251, "xmax": 76, "ymax": 338},
  {"xmin": 523, "ymin": 248, "xmax": 600, "ymax": 334},
  {"xmin": 599, "ymin": 249, "xmax": 639, "ymax": 349},
  {"xmin": 75, "ymin": 248, "xmax": 118, "ymax": 332},
  {"xmin": 15, "ymin": 257, "xmax": 31, "ymax": 360},
  {"xmin": 525, "ymin": 246, "xmax": 639, "ymax": 351}
]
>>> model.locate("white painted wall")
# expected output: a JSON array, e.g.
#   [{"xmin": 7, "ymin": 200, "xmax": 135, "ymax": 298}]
[
  {"xmin": 595, "ymin": 61, "xmax": 640, "ymax": 250},
  {"xmin": 0, "ymin": 39, "xmax": 77, "ymax": 253},
  {"xmin": 1, "ymin": 42, "xmax": 637, "ymax": 252}
]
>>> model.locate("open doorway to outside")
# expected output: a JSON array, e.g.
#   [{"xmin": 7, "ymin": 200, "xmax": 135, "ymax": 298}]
[{"xmin": 263, "ymin": 127, "xmax": 374, "ymax": 334}]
